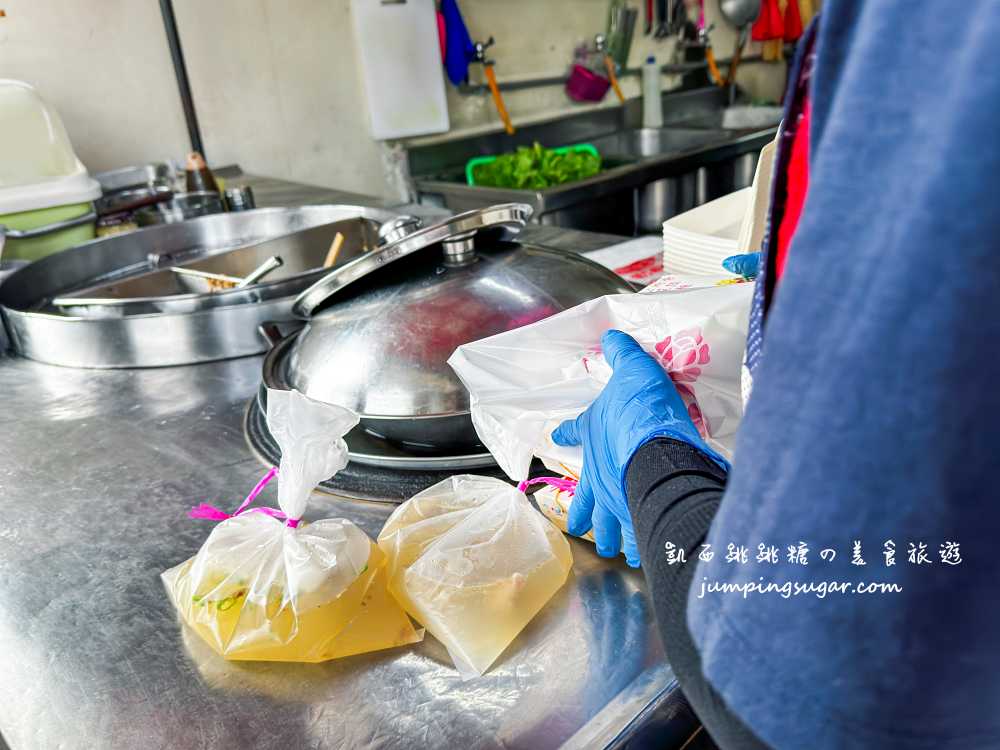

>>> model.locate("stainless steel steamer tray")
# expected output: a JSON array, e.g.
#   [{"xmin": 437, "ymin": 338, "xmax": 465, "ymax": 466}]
[{"xmin": 0, "ymin": 205, "xmax": 400, "ymax": 368}]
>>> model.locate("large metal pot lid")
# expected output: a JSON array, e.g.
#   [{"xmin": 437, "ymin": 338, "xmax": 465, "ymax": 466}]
[
  {"xmin": 275, "ymin": 238, "xmax": 635, "ymax": 425},
  {"xmin": 291, "ymin": 203, "xmax": 533, "ymax": 318}
]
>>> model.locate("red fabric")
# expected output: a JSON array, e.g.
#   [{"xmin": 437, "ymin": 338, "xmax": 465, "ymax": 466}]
[
  {"xmin": 784, "ymin": 0, "xmax": 804, "ymax": 41},
  {"xmin": 774, "ymin": 98, "xmax": 811, "ymax": 282},
  {"xmin": 752, "ymin": 0, "xmax": 785, "ymax": 41},
  {"xmin": 437, "ymin": 10, "xmax": 447, "ymax": 60}
]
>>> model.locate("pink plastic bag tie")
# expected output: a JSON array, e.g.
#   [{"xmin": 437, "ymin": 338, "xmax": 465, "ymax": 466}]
[
  {"xmin": 517, "ymin": 476, "xmax": 578, "ymax": 495},
  {"xmin": 187, "ymin": 466, "xmax": 300, "ymax": 528}
]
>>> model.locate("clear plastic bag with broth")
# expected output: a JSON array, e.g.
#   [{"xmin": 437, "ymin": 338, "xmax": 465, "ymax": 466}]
[
  {"xmin": 377, "ymin": 475, "xmax": 572, "ymax": 679},
  {"xmin": 162, "ymin": 388, "xmax": 422, "ymax": 662}
]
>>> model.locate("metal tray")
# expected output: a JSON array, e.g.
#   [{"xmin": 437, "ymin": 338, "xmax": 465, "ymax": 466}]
[
  {"xmin": 0, "ymin": 205, "xmax": 400, "ymax": 368},
  {"xmin": 46, "ymin": 216, "xmax": 383, "ymax": 317}
]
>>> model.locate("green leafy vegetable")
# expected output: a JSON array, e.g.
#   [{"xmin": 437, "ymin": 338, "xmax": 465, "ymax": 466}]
[{"xmin": 472, "ymin": 143, "xmax": 601, "ymax": 189}]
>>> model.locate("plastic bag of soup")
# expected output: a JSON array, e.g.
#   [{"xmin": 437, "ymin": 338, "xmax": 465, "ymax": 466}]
[
  {"xmin": 162, "ymin": 388, "xmax": 422, "ymax": 662},
  {"xmin": 447, "ymin": 283, "xmax": 753, "ymax": 484},
  {"xmin": 377, "ymin": 475, "xmax": 573, "ymax": 679}
]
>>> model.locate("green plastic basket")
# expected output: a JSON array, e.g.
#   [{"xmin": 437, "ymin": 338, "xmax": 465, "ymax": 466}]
[
  {"xmin": 0, "ymin": 202, "xmax": 96, "ymax": 261},
  {"xmin": 465, "ymin": 143, "xmax": 600, "ymax": 186}
]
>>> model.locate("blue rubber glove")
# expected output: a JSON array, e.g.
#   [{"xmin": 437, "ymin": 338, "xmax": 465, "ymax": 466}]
[
  {"xmin": 551, "ymin": 330, "xmax": 729, "ymax": 567},
  {"xmin": 722, "ymin": 251, "xmax": 761, "ymax": 279}
]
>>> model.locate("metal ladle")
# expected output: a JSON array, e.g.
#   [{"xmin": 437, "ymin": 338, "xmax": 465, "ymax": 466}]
[
  {"xmin": 719, "ymin": 0, "xmax": 761, "ymax": 104},
  {"xmin": 168, "ymin": 254, "xmax": 284, "ymax": 291},
  {"xmin": 720, "ymin": 0, "xmax": 761, "ymax": 27}
]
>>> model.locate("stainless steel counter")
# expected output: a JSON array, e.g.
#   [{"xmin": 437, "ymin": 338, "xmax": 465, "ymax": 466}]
[{"xmin": 0, "ymin": 175, "xmax": 690, "ymax": 750}]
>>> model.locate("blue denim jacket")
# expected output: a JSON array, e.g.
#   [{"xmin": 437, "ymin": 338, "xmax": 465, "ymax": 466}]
[{"xmin": 688, "ymin": 2, "xmax": 1000, "ymax": 748}]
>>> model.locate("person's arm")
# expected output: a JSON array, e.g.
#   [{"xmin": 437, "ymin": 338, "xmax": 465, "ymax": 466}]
[
  {"xmin": 626, "ymin": 438, "xmax": 726, "ymax": 577},
  {"xmin": 551, "ymin": 332, "xmax": 769, "ymax": 744},
  {"xmin": 625, "ymin": 439, "xmax": 769, "ymax": 749},
  {"xmin": 551, "ymin": 330, "xmax": 729, "ymax": 567}
]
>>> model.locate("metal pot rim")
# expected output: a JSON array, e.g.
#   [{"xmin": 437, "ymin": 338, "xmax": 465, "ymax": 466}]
[{"xmin": 2, "ymin": 205, "xmax": 399, "ymax": 320}]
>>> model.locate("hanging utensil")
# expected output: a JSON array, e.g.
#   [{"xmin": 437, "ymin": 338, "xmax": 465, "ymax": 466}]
[
  {"xmin": 607, "ymin": 4, "xmax": 637, "ymax": 68},
  {"xmin": 604, "ymin": 54, "xmax": 627, "ymax": 104},
  {"xmin": 654, "ymin": 0, "xmax": 670, "ymax": 37},
  {"xmin": 720, "ymin": 0, "xmax": 762, "ymax": 28},
  {"xmin": 474, "ymin": 37, "xmax": 515, "ymax": 136},
  {"xmin": 725, "ymin": 25, "xmax": 750, "ymax": 97},
  {"xmin": 718, "ymin": 0, "xmax": 760, "ymax": 101},
  {"xmin": 484, "ymin": 65, "xmax": 515, "ymax": 135}
]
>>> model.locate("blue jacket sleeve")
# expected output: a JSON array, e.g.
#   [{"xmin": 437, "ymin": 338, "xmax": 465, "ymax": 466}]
[{"xmin": 685, "ymin": 2, "xmax": 1000, "ymax": 749}]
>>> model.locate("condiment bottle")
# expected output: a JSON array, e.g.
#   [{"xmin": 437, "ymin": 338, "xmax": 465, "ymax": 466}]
[{"xmin": 185, "ymin": 151, "xmax": 219, "ymax": 194}]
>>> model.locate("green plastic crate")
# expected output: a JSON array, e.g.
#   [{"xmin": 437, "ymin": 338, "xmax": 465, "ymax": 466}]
[{"xmin": 465, "ymin": 143, "xmax": 600, "ymax": 186}]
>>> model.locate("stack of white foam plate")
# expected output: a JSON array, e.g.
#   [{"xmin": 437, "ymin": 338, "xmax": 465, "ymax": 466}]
[{"xmin": 662, "ymin": 187, "xmax": 751, "ymax": 277}]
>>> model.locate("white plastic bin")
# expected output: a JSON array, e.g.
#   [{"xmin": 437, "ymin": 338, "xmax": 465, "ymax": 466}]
[{"xmin": 0, "ymin": 80, "xmax": 101, "ymax": 260}]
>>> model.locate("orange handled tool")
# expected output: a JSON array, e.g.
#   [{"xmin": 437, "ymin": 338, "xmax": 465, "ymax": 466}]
[
  {"xmin": 705, "ymin": 45, "xmax": 725, "ymax": 86},
  {"xmin": 484, "ymin": 64, "xmax": 515, "ymax": 135},
  {"xmin": 604, "ymin": 54, "xmax": 626, "ymax": 104}
]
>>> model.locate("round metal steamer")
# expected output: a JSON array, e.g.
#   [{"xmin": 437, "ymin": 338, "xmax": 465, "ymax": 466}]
[
  {"xmin": 263, "ymin": 203, "xmax": 635, "ymax": 463},
  {"xmin": 0, "ymin": 205, "xmax": 400, "ymax": 368}
]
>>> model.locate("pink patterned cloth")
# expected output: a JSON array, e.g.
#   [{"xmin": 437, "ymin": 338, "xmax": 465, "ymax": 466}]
[
  {"xmin": 578, "ymin": 327, "xmax": 713, "ymax": 437},
  {"xmin": 655, "ymin": 328, "xmax": 711, "ymax": 436}
]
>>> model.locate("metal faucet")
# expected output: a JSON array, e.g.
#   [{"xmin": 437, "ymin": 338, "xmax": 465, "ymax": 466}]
[{"xmin": 473, "ymin": 36, "xmax": 496, "ymax": 66}]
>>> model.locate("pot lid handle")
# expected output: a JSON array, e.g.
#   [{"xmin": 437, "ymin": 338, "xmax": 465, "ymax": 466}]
[
  {"xmin": 291, "ymin": 203, "xmax": 533, "ymax": 319},
  {"xmin": 377, "ymin": 215, "xmax": 423, "ymax": 245}
]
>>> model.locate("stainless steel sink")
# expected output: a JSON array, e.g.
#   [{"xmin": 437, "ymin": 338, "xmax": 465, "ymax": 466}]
[
  {"xmin": 673, "ymin": 105, "xmax": 784, "ymax": 131},
  {"xmin": 410, "ymin": 86, "xmax": 778, "ymax": 235},
  {"xmin": 588, "ymin": 127, "xmax": 732, "ymax": 160}
]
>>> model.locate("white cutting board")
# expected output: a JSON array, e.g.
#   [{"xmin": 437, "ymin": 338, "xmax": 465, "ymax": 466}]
[{"xmin": 351, "ymin": 0, "xmax": 450, "ymax": 140}]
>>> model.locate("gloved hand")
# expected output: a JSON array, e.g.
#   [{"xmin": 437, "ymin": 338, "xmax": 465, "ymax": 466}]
[
  {"xmin": 552, "ymin": 329, "xmax": 729, "ymax": 567},
  {"xmin": 722, "ymin": 251, "xmax": 761, "ymax": 279}
]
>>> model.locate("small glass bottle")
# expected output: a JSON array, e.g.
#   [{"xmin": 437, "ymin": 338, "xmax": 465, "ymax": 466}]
[{"xmin": 185, "ymin": 151, "xmax": 219, "ymax": 194}]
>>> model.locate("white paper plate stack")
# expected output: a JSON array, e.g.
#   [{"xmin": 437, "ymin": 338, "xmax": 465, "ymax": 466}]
[{"xmin": 661, "ymin": 187, "xmax": 750, "ymax": 277}]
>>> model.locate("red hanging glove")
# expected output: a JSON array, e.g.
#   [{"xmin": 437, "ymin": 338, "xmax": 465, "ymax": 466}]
[
  {"xmin": 752, "ymin": 0, "xmax": 784, "ymax": 41},
  {"xmin": 784, "ymin": 0, "xmax": 803, "ymax": 41}
]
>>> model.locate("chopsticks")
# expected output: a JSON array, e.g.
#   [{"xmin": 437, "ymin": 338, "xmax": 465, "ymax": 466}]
[{"xmin": 323, "ymin": 232, "xmax": 346, "ymax": 269}]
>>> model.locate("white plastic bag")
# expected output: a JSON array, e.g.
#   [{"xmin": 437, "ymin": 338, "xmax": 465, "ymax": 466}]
[
  {"xmin": 377, "ymin": 475, "xmax": 573, "ymax": 679},
  {"xmin": 163, "ymin": 388, "xmax": 423, "ymax": 662},
  {"xmin": 448, "ymin": 284, "xmax": 753, "ymax": 481}
]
